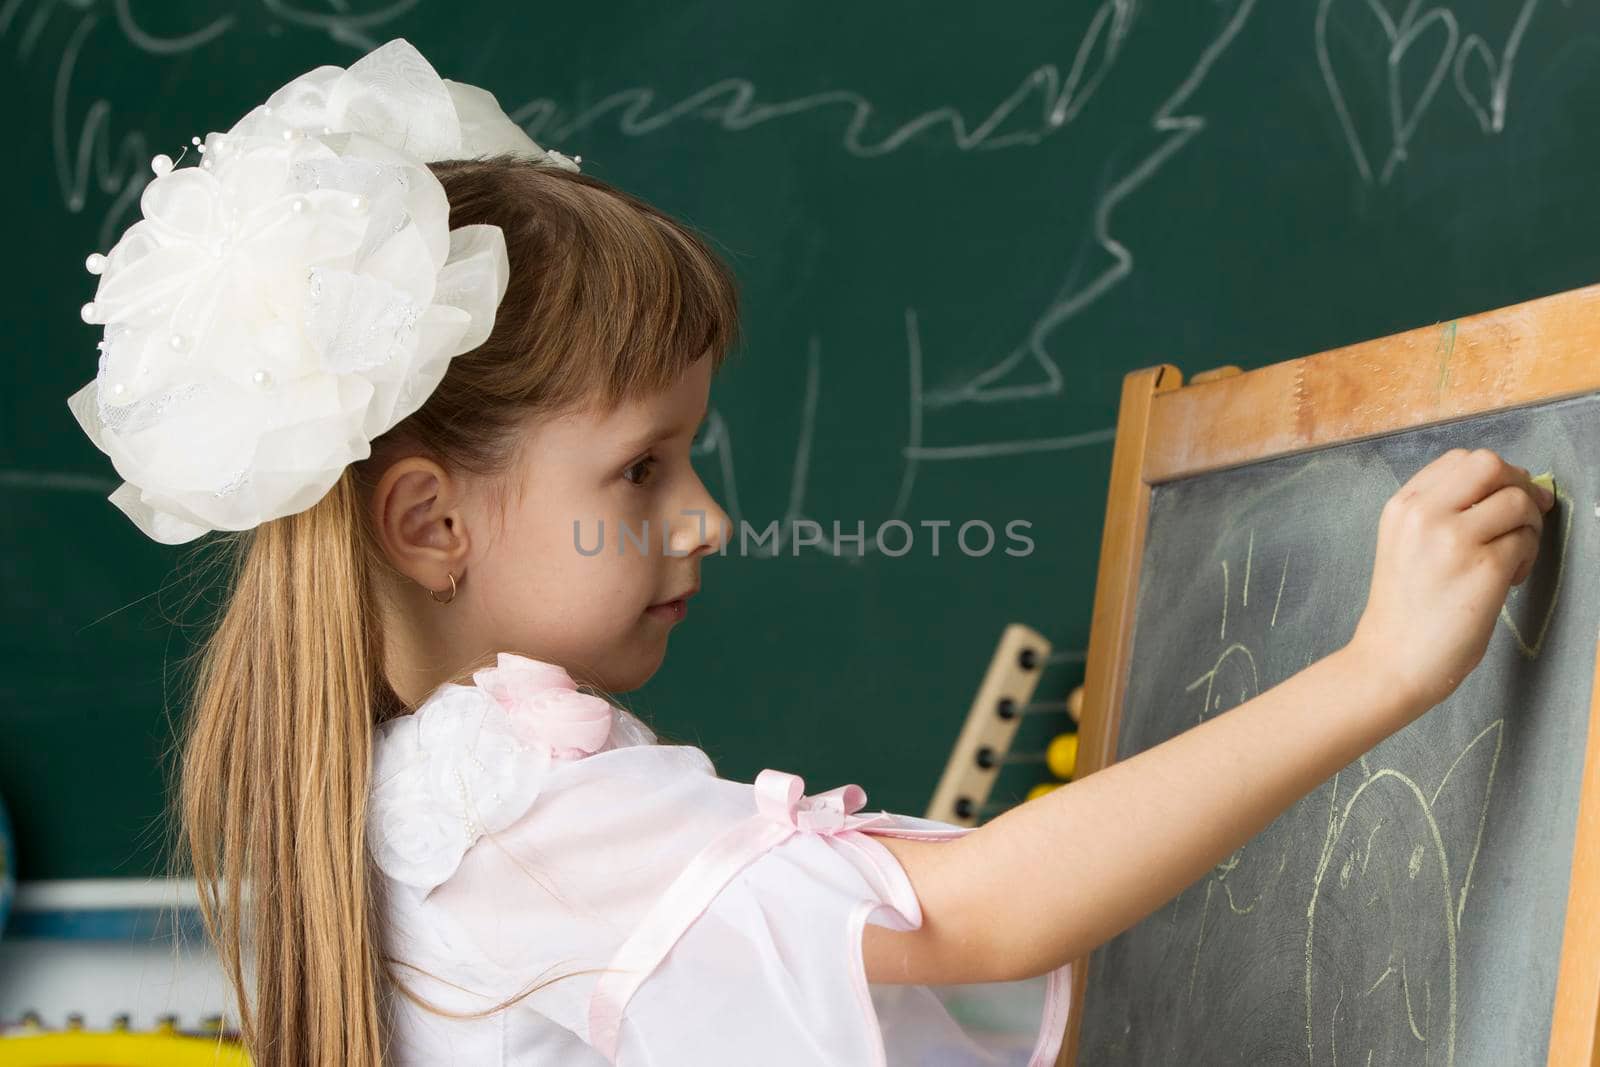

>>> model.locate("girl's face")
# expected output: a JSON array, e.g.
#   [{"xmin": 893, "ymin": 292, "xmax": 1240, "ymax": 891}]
[
  {"xmin": 469, "ymin": 357, "xmax": 730, "ymax": 692},
  {"xmin": 374, "ymin": 357, "xmax": 729, "ymax": 699}
]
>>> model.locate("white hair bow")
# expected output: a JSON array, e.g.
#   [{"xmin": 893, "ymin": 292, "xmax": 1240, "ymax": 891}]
[{"xmin": 68, "ymin": 38, "xmax": 580, "ymax": 544}]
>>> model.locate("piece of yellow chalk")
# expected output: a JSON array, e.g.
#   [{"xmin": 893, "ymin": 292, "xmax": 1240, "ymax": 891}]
[{"xmin": 1531, "ymin": 471, "xmax": 1555, "ymax": 496}]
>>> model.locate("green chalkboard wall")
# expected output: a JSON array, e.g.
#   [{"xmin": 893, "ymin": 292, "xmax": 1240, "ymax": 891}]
[{"xmin": 5, "ymin": 0, "xmax": 1597, "ymax": 877}]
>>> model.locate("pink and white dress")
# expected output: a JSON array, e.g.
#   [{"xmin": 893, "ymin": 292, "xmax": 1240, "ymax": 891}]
[{"xmin": 368, "ymin": 652, "xmax": 1072, "ymax": 1065}]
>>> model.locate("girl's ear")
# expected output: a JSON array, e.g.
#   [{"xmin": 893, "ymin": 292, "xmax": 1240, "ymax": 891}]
[{"xmin": 370, "ymin": 455, "xmax": 472, "ymax": 590}]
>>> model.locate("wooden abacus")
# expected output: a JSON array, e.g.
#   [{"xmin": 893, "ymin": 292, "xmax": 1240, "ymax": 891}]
[{"xmin": 927, "ymin": 624, "xmax": 1085, "ymax": 826}]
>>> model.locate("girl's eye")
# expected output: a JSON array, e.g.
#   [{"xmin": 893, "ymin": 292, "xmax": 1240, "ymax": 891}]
[{"xmin": 623, "ymin": 456, "xmax": 658, "ymax": 487}]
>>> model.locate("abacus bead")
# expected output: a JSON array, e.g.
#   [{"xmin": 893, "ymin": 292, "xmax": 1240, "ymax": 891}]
[
  {"xmin": 80, "ymin": 302, "xmax": 98, "ymax": 322},
  {"xmin": 84, "ymin": 253, "xmax": 106, "ymax": 274}
]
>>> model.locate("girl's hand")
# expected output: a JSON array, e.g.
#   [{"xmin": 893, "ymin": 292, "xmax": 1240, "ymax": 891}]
[{"xmin": 1347, "ymin": 447, "xmax": 1554, "ymax": 716}]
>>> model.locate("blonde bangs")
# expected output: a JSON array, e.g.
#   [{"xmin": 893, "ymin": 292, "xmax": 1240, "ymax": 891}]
[{"xmin": 500, "ymin": 169, "xmax": 741, "ymax": 414}]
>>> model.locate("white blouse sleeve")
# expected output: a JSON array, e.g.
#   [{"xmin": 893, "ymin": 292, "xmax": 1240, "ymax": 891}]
[{"xmin": 592, "ymin": 768, "xmax": 1073, "ymax": 1067}]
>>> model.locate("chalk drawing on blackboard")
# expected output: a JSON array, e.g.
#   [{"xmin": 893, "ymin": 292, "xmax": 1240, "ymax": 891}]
[
  {"xmin": 1244, "ymin": 529, "xmax": 1255, "ymax": 607},
  {"xmin": 1316, "ymin": 0, "xmax": 1545, "ymax": 186},
  {"xmin": 518, "ymin": 1, "xmax": 1135, "ymax": 157},
  {"xmin": 1431, "ymin": 721, "xmax": 1505, "ymax": 928},
  {"xmin": 1273, "ymin": 549, "xmax": 1291, "ymax": 627},
  {"xmin": 1176, "ymin": 631, "xmax": 1295, "ymax": 1005},
  {"xmin": 1308, "ymin": 768, "xmax": 1454, "ymax": 1063},
  {"xmin": 1219, "ymin": 561, "xmax": 1231, "ymax": 641},
  {"xmin": 1304, "ymin": 715, "xmax": 1505, "ymax": 1067},
  {"xmin": 920, "ymin": 0, "xmax": 1257, "ymax": 415},
  {"xmin": 1185, "ymin": 643, "xmax": 1261, "ymax": 723},
  {"xmin": 1215, "ymin": 846, "xmax": 1290, "ymax": 916},
  {"xmin": 1498, "ymin": 481, "xmax": 1574, "ymax": 659},
  {"xmin": 1178, "ymin": 839, "xmax": 1295, "ymax": 1007}
]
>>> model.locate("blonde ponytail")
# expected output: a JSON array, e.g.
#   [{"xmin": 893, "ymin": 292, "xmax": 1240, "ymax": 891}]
[{"xmin": 179, "ymin": 469, "xmax": 391, "ymax": 1066}]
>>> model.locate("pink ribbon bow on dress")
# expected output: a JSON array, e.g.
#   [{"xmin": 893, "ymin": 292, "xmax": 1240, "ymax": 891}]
[
  {"xmin": 752, "ymin": 767, "xmax": 894, "ymax": 835},
  {"xmin": 471, "ymin": 652, "xmax": 614, "ymax": 760}
]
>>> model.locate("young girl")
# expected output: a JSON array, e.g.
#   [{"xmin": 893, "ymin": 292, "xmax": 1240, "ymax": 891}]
[{"xmin": 67, "ymin": 39, "xmax": 1553, "ymax": 1067}]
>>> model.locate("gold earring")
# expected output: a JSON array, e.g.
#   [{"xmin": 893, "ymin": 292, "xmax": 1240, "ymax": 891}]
[{"xmin": 428, "ymin": 571, "xmax": 458, "ymax": 605}]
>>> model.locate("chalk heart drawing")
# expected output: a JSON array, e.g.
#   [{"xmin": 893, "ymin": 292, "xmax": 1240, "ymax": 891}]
[
  {"xmin": 1498, "ymin": 481, "xmax": 1573, "ymax": 659},
  {"xmin": 1305, "ymin": 719, "xmax": 1504, "ymax": 1067},
  {"xmin": 1452, "ymin": 0, "xmax": 1542, "ymax": 135},
  {"xmin": 1317, "ymin": 0, "xmax": 1461, "ymax": 184},
  {"xmin": 1453, "ymin": 36, "xmax": 1504, "ymax": 133}
]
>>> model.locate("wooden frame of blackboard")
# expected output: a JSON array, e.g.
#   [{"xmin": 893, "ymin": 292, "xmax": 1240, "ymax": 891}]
[{"xmin": 1062, "ymin": 282, "xmax": 1600, "ymax": 1066}]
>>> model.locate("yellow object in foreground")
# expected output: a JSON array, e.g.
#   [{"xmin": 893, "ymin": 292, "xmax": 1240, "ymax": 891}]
[
  {"xmin": 0, "ymin": 1031, "xmax": 249, "ymax": 1067},
  {"xmin": 1531, "ymin": 470, "xmax": 1555, "ymax": 495}
]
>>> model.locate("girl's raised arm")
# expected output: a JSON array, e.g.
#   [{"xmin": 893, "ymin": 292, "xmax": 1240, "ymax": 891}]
[{"xmin": 863, "ymin": 448, "xmax": 1554, "ymax": 987}]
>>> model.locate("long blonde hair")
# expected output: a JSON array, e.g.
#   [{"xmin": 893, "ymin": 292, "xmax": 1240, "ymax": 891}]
[{"xmin": 172, "ymin": 157, "xmax": 741, "ymax": 1066}]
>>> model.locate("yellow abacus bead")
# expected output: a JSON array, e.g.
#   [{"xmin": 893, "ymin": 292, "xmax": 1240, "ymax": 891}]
[
  {"xmin": 1046, "ymin": 733, "xmax": 1079, "ymax": 779},
  {"xmin": 1026, "ymin": 782, "xmax": 1061, "ymax": 802}
]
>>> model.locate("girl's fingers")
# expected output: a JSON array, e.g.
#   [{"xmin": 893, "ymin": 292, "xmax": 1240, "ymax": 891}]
[
  {"xmin": 1434, "ymin": 449, "xmax": 1529, "ymax": 514},
  {"xmin": 1490, "ymin": 524, "xmax": 1541, "ymax": 587},
  {"xmin": 1462, "ymin": 483, "xmax": 1545, "ymax": 546},
  {"xmin": 1396, "ymin": 448, "xmax": 1472, "ymax": 507}
]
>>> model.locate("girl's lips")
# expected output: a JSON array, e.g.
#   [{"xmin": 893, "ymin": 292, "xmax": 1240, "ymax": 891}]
[{"xmin": 645, "ymin": 598, "xmax": 687, "ymax": 622}]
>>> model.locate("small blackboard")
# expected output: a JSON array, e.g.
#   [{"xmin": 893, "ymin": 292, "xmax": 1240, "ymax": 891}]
[
  {"xmin": 1079, "ymin": 393, "xmax": 1597, "ymax": 1064},
  {"xmin": 1069, "ymin": 284, "xmax": 1600, "ymax": 1065}
]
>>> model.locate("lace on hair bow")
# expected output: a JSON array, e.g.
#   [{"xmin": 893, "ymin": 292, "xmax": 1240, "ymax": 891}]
[
  {"xmin": 367, "ymin": 652, "xmax": 614, "ymax": 891},
  {"xmin": 67, "ymin": 38, "xmax": 581, "ymax": 544}
]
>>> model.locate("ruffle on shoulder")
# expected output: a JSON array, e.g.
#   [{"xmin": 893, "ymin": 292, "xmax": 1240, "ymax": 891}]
[{"xmin": 367, "ymin": 652, "xmax": 624, "ymax": 891}]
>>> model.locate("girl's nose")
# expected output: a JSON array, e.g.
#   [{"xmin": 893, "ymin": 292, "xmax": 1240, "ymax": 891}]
[{"xmin": 669, "ymin": 485, "xmax": 731, "ymax": 557}]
